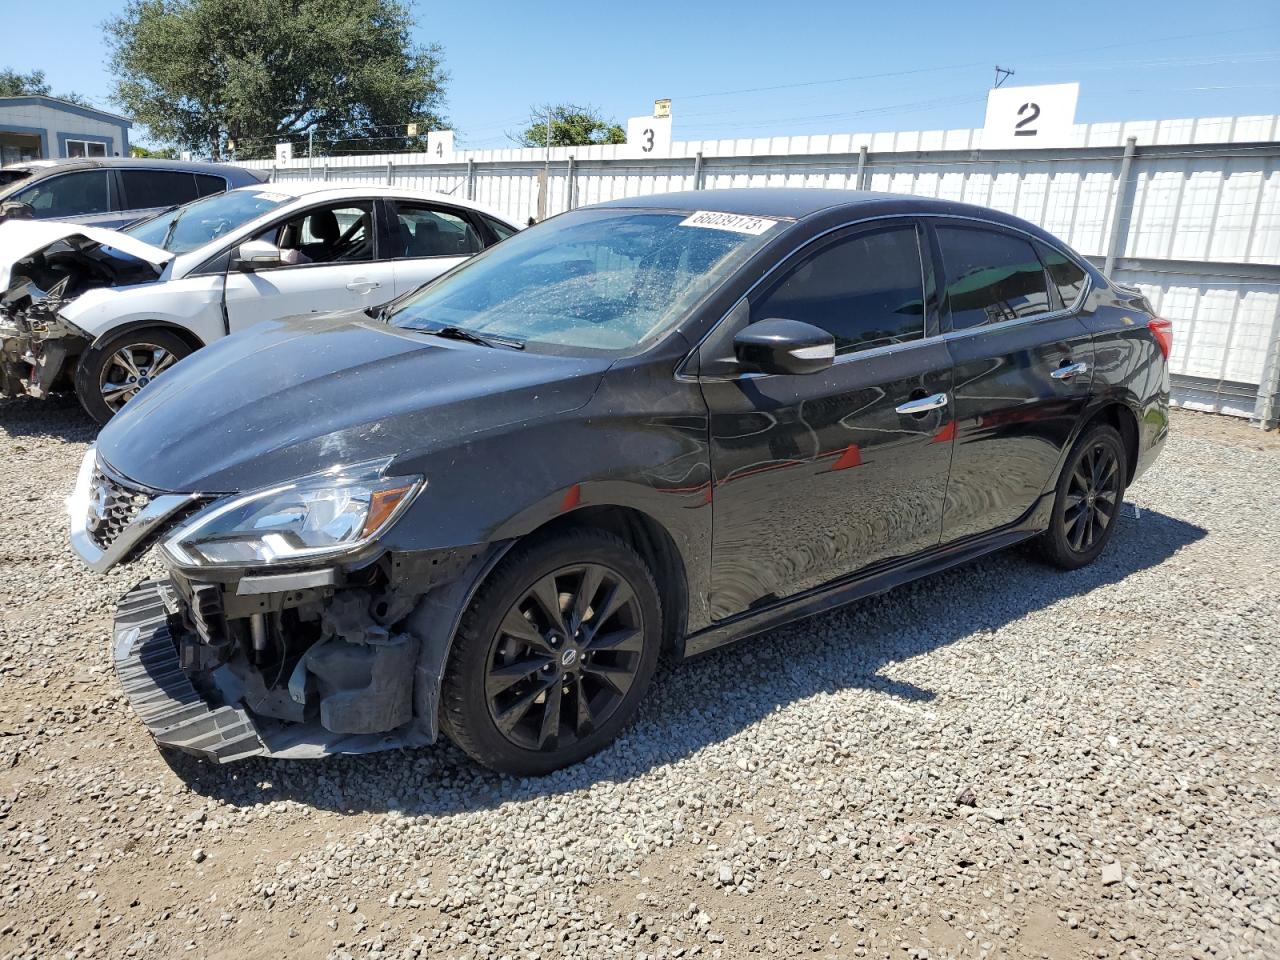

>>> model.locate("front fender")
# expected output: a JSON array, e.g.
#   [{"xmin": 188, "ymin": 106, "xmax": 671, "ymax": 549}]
[{"xmin": 59, "ymin": 274, "xmax": 226, "ymax": 345}]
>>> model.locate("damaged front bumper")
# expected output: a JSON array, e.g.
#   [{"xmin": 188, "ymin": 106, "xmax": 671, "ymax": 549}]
[
  {"xmin": 112, "ymin": 580, "xmax": 415, "ymax": 761},
  {"xmin": 0, "ymin": 290, "xmax": 87, "ymax": 400},
  {"xmin": 74, "ymin": 448, "xmax": 495, "ymax": 764}
]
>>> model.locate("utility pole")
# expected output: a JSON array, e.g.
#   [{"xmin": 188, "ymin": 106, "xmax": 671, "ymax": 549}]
[
  {"xmin": 994, "ymin": 66, "xmax": 1015, "ymax": 88},
  {"xmin": 543, "ymin": 107, "xmax": 552, "ymax": 221},
  {"xmin": 308, "ymin": 128, "xmax": 315, "ymax": 176}
]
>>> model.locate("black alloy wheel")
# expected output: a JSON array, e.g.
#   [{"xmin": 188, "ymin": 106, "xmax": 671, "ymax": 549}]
[
  {"xmin": 1034, "ymin": 423, "xmax": 1127, "ymax": 570},
  {"xmin": 1064, "ymin": 441, "xmax": 1121, "ymax": 552},
  {"xmin": 485, "ymin": 563, "xmax": 643, "ymax": 751},
  {"xmin": 442, "ymin": 529, "xmax": 662, "ymax": 776}
]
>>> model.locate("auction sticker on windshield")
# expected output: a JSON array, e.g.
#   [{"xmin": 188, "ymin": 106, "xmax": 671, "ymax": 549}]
[
  {"xmin": 253, "ymin": 191, "xmax": 292, "ymax": 202},
  {"xmin": 678, "ymin": 210, "xmax": 779, "ymax": 235}
]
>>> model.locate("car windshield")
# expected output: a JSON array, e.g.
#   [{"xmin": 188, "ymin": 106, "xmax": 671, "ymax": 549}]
[
  {"xmin": 388, "ymin": 208, "xmax": 777, "ymax": 352},
  {"xmin": 122, "ymin": 187, "xmax": 292, "ymax": 254}
]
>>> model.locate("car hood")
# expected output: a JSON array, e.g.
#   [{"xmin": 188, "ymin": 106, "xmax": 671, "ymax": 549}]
[
  {"xmin": 0, "ymin": 219, "xmax": 172, "ymax": 292},
  {"xmin": 97, "ymin": 311, "xmax": 613, "ymax": 493}
]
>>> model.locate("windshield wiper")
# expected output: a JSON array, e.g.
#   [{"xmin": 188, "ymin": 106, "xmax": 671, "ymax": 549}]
[{"xmin": 425, "ymin": 325, "xmax": 525, "ymax": 350}]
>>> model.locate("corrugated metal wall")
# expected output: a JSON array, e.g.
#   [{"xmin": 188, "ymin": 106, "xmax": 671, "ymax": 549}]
[{"xmin": 239, "ymin": 114, "xmax": 1280, "ymax": 423}]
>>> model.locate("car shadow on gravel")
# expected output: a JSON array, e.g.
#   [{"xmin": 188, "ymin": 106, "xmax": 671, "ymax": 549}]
[
  {"xmin": 165, "ymin": 507, "xmax": 1205, "ymax": 817},
  {"xmin": 0, "ymin": 395, "xmax": 98, "ymax": 442}
]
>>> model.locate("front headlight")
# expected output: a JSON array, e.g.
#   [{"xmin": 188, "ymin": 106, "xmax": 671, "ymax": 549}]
[{"xmin": 161, "ymin": 461, "xmax": 423, "ymax": 568}]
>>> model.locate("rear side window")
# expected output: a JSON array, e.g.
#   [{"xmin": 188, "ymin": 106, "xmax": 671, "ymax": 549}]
[
  {"xmin": 391, "ymin": 202, "xmax": 482, "ymax": 258},
  {"xmin": 936, "ymin": 226, "xmax": 1051, "ymax": 330},
  {"xmin": 1034, "ymin": 241, "xmax": 1087, "ymax": 308},
  {"xmin": 483, "ymin": 215, "xmax": 517, "ymax": 243},
  {"xmin": 121, "ymin": 170, "xmax": 202, "ymax": 209},
  {"xmin": 195, "ymin": 174, "xmax": 227, "ymax": 197},
  {"xmin": 751, "ymin": 225, "xmax": 926, "ymax": 356}
]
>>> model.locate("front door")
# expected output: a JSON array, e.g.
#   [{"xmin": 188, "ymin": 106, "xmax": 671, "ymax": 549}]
[
  {"xmin": 702, "ymin": 220, "xmax": 955, "ymax": 621},
  {"xmin": 223, "ymin": 200, "xmax": 395, "ymax": 332},
  {"xmin": 931, "ymin": 222, "xmax": 1096, "ymax": 542}
]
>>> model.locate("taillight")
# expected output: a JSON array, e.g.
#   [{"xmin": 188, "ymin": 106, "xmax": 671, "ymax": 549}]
[{"xmin": 1148, "ymin": 317, "xmax": 1173, "ymax": 359}]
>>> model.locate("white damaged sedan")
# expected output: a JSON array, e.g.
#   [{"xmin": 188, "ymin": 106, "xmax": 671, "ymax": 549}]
[{"xmin": 0, "ymin": 182, "xmax": 517, "ymax": 422}]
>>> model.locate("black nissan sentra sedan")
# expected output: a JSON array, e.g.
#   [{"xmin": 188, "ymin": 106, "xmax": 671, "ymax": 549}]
[{"xmin": 69, "ymin": 189, "xmax": 1170, "ymax": 775}]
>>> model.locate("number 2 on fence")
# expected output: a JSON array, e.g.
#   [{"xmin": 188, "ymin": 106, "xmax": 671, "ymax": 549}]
[{"xmin": 1015, "ymin": 102, "xmax": 1041, "ymax": 137}]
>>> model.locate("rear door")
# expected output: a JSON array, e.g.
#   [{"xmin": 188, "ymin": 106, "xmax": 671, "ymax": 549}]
[
  {"xmin": 931, "ymin": 220, "xmax": 1095, "ymax": 543},
  {"xmin": 117, "ymin": 169, "xmax": 207, "ymax": 227},
  {"xmin": 385, "ymin": 199, "xmax": 485, "ymax": 297},
  {"xmin": 223, "ymin": 199, "xmax": 395, "ymax": 332},
  {"xmin": 702, "ymin": 219, "xmax": 955, "ymax": 621}
]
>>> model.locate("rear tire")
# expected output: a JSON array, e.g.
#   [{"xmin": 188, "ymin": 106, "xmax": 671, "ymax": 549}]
[
  {"xmin": 1033, "ymin": 423, "xmax": 1127, "ymax": 570},
  {"xmin": 441, "ymin": 529, "xmax": 662, "ymax": 776},
  {"xmin": 75, "ymin": 328, "xmax": 193, "ymax": 425}
]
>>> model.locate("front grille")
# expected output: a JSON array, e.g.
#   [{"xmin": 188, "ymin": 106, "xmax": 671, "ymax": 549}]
[{"xmin": 88, "ymin": 463, "xmax": 153, "ymax": 551}]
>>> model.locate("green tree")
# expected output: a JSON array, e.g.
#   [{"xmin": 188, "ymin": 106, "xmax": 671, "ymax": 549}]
[
  {"xmin": 130, "ymin": 144, "xmax": 179, "ymax": 158},
  {"xmin": 0, "ymin": 67, "xmax": 92, "ymax": 105},
  {"xmin": 515, "ymin": 104, "xmax": 626, "ymax": 148},
  {"xmin": 105, "ymin": 0, "xmax": 447, "ymax": 159}
]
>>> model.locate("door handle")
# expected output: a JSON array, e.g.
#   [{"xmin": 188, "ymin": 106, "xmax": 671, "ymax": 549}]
[
  {"xmin": 1050, "ymin": 361, "xmax": 1088, "ymax": 381},
  {"xmin": 346, "ymin": 278, "xmax": 381, "ymax": 293},
  {"xmin": 895, "ymin": 392, "xmax": 949, "ymax": 416}
]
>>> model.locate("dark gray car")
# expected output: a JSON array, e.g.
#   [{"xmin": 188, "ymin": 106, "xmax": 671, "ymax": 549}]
[
  {"xmin": 0, "ymin": 158, "xmax": 267, "ymax": 229},
  {"xmin": 70, "ymin": 189, "xmax": 1170, "ymax": 776}
]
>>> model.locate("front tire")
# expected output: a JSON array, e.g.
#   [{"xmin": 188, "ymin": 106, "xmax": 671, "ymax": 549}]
[
  {"xmin": 1033, "ymin": 423, "xmax": 1127, "ymax": 570},
  {"xmin": 441, "ymin": 529, "xmax": 662, "ymax": 776},
  {"xmin": 75, "ymin": 328, "xmax": 193, "ymax": 425}
]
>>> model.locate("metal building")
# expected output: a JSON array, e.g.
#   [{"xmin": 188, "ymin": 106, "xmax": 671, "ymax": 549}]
[{"xmin": 0, "ymin": 96, "xmax": 133, "ymax": 166}]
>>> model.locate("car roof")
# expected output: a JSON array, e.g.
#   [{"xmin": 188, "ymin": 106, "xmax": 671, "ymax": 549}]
[
  {"xmin": 2, "ymin": 157, "xmax": 263, "ymax": 179},
  {"xmin": 590, "ymin": 187, "xmax": 1068, "ymax": 244},
  {"xmin": 227, "ymin": 180, "xmax": 517, "ymax": 225}
]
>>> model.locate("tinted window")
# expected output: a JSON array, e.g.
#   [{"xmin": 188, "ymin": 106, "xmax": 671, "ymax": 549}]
[
  {"xmin": 751, "ymin": 226, "xmax": 926, "ymax": 355},
  {"xmin": 1034, "ymin": 241, "xmax": 1087, "ymax": 309},
  {"xmin": 483, "ymin": 215, "xmax": 517, "ymax": 242},
  {"xmin": 12, "ymin": 171, "xmax": 112, "ymax": 218},
  {"xmin": 195, "ymin": 174, "xmax": 226, "ymax": 198},
  {"xmin": 121, "ymin": 170, "xmax": 201, "ymax": 210},
  {"xmin": 259, "ymin": 202, "xmax": 375, "ymax": 265},
  {"xmin": 392, "ymin": 202, "xmax": 481, "ymax": 258},
  {"xmin": 937, "ymin": 226, "xmax": 1051, "ymax": 329}
]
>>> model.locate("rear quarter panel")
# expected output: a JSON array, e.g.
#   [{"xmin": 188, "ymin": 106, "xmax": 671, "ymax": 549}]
[{"xmin": 1075, "ymin": 282, "xmax": 1170, "ymax": 484}]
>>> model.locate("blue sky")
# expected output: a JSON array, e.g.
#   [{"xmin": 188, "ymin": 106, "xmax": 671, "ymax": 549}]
[{"xmin": 5, "ymin": 0, "xmax": 1279, "ymax": 147}]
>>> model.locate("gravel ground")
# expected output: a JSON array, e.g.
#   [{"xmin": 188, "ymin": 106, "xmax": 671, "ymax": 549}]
[{"xmin": 0, "ymin": 397, "xmax": 1276, "ymax": 960}]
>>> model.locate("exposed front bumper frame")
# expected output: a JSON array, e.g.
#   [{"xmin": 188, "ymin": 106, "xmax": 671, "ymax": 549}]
[{"xmin": 115, "ymin": 579, "xmax": 417, "ymax": 762}]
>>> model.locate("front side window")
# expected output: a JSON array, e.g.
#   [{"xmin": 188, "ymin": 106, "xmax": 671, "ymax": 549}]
[
  {"xmin": 12, "ymin": 171, "xmax": 112, "ymax": 218},
  {"xmin": 751, "ymin": 225, "xmax": 927, "ymax": 355},
  {"xmin": 936, "ymin": 225, "xmax": 1052, "ymax": 330},
  {"xmin": 257, "ymin": 202, "xmax": 375, "ymax": 266},
  {"xmin": 122, "ymin": 188, "xmax": 291, "ymax": 253},
  {"xmin": 389, "ymin": 208, "xmax": 772, "ymax": 353},
  {"xmin": 121, "ymin": 170, "xmax": 202, "ymax": 210},
  {"xmin": 1034, "ymin": 241, "xmax": 1087, "ymax": 309},
  {"xmin": 391, "ymin": 202, "xmax": 481, "ymax": 258},
  {"xmin": 64, "ymin": 139, "xmax": 108, "ymax": 159}
]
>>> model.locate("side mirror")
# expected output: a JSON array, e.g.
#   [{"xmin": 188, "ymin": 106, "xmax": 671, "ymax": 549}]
[
  {"xmin": 0, "ymin": 200, "xmax": 34, "ymax": 223},
  {"xmin": 733, "ymin": 318, "xmax": 835, "ymax": 376},
  {"xmin": 232, "ymin": 239, "xmax": 283, "ymax": 271}
]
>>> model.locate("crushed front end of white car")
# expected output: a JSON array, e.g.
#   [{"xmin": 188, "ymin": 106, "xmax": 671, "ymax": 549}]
[{"xmin": 0, "ymin": 222, "xmax": 170, "ymax": 401}]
